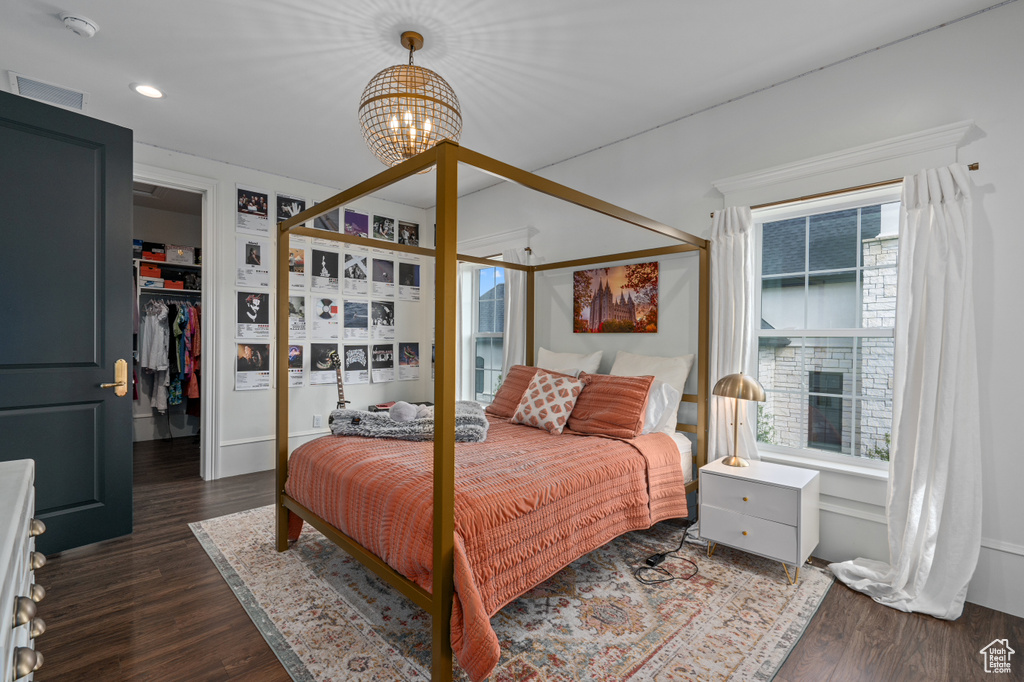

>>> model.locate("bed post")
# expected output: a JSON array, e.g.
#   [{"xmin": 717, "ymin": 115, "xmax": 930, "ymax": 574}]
[
  {"xmin": 432, "ymin": 140, "xmax": 458, "ymax": 682},
  {"xmin": 276, "ymin": 221, "xmax": 292, "ymax": 551}
]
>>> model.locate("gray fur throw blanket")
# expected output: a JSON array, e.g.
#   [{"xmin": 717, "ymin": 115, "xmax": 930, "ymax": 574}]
[{"xmin": 328, "ymin": 401, "xmax": 489, "ymax": 442}]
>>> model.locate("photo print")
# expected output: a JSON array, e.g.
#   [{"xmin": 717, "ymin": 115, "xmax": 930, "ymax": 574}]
[
  {"xmin": 288, "ymin": 295, "xmax": 306, "ymax": 339},
  {"xmin": 343, "ymin": 344, "xmax": 370, "ymax": 384},
  {"xmin": 344, "ymin": 209, "xmax": 369, "ymax": 238},
  {"xmin": 310, "ymin": 342, "xmax": 339, "ymax": 385},
  {"xmin": 312, "ymin": 297, "xmax": 339, "ymax": 340},
  {"xmin": 236, "ymin": 185, "xmax": 270, "ymax": 235},
  {"xmin": 371, "ymin": 343, "xmax": 395, "ymax": 383},
  {"xmin": 372, "ymin": 215, "xmax": 396, "ymax": 242},
  {"xmin": 287, "ymin": 344, "xmax": 304, "ymax": 387},
  {"xmin": 236, "ymin": 236, "xmax": 270, "ymax": 288},
  {"xmin": 398, "ymin": 262, "xmax": 421, "ymax": 301},
  {"xmin": 310, "ymin": 248, "xmax": 339, "ymax": 293},
  {"xmin": 314, "ymin": 205, "xmax": 340, "ymax": 233},
  {"xmin": 372, "ymin": 258, "xmax": 395, "ymax": 297},
  {"xmin": 277, "ymin": 193, "xmax": 306, "ymax": 223},
  {"xmin": 235, "ymin": 343, "xmax": 270, "ymax": 390},
  {"xmin": 343, "ymin": 300, "xmax": 369, "ymax": 340},
  {"xmin": 236, "ymin": 291, "xmax": 270, "ymax": 339},
  {"xmin": 398, "ymin": 220, "xmax": 419, "ymax": 246},
  {"xmin": 573, "ymin": 261, "xmax": 659, "ymax": 334},
  {"xmin": 398, "ymin": 342, "xmax": 420, "ymax": 381},
  {"xmin": 371, "ymin": 300, "xmax": 395, "ymax": 340},
  {"xmin": 343, "ymin": 252, "xmax": 368, "ymax": 295}
]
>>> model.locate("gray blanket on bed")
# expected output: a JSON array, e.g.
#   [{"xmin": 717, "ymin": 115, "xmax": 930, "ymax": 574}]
[{"xmin": 328, "ymin": 401, "xmax": 489, "ymax": 442}]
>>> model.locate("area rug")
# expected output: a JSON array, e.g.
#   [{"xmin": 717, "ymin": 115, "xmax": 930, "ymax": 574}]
[{"xmin": 191, "ymin": 506, "xmax": 832, "ymax": 681}]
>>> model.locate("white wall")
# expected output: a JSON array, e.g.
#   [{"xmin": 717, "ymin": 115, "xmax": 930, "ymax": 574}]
[
  {"xmin": 134, "ymin": 144, "xmax": 435, "ymax": 479},
  {"xmin": 458, "ymin": 3, "xmax": 1024, "ymax": 617}
]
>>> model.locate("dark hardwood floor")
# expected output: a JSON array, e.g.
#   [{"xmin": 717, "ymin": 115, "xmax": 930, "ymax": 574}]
[{"xmin": 35, "ymin": 437, "xmax": 1023, "ymax": 681}]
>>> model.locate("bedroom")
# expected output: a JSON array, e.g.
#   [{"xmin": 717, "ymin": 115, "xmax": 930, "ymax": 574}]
[{"xmin": 1, "ymin": 0, "xmax": 1022, "ymax": 680}]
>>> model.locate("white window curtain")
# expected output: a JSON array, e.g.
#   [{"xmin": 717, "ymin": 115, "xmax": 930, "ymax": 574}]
[
  {"xmin": 500, "ymin": 247, "xmax": 528, "ymax": 377},
  {"xmin": 830, "ymin": 164, "xmax": 981, "ymax": 619},
  {"xmin": 455, "ymin": 263, "xmax": 474, "ymax": 401},
  {"xmin": 709, "ymin": 207, "xmax": 759, "ymax": 462}
]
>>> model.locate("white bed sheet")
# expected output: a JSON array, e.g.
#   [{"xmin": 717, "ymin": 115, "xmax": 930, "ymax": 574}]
[{"xmin": 668, "ymin": 431, "xmax": 694, "ymax": 484}]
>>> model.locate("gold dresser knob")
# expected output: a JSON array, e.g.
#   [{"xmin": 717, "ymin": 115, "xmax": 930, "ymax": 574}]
[
  {"xmin": 13, "ymin": 596, "xmax": 36, "ymax": 627},
  {"xmin": 30, "ymin": 551, "xmax": 46, "ymax": 570},
  {"xmin": 29, "ymin": 518, "xmax": 46, "ymax": 537},
  {"xmin": 742, "ymin": 497, "xmax": 749, "ymax": 502},
  {"xmin": 742, "ymin": 531, "xmax": 748, "ymax": 536},
  {"xmin": 13, "ymin": 647, "xmax": 37, "ymax": 678},
  {"xmin": 30, "ymin": 617, "xmax": 46, "ymax": 638},
  {"xmin": 30, "ymin": 584, "xmax": 45, "ymax": 603}
]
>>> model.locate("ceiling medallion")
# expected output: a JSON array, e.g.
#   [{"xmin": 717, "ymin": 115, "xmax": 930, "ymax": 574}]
[{"xmin": 358, "ymin": 31, "xmax": 462, "ymax": 168}]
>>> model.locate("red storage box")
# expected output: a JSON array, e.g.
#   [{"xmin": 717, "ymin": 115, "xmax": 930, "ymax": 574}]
[
  {"xmin": 142, "ymin": 251, "xmax": 166, "ymax": 261},
  {"xmin": 163, "ymin": 280, "xmax": 184, "ymax": 290},
  {"xmin": 140, "ymin": 264, "xmax": 161, "ymax": 278}
]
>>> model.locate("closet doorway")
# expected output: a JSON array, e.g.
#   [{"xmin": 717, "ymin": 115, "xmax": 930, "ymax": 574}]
[{"xmin": 132, "ymin": 166, "xmax": 218, "ymax": 479}]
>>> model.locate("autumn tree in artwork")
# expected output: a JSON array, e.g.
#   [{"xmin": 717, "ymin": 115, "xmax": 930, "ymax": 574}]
[
  {"xmin": 573, "ymin": 268, "xmax": 594, "ymax": 333},
  {"xmin": 624, "ymin": 262, "xmax": 659, "ymax": 332}
]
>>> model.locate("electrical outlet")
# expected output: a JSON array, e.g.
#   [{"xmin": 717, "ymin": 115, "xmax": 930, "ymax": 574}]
[{"xmin": 312, "ymin": 414, "xmax": 323, "ymax": 428}]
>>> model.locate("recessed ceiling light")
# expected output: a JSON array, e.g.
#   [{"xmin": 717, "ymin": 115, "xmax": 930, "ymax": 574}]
[{"xmin": 130, "ymin": 83, "xmax": 164, "ymax": 99}]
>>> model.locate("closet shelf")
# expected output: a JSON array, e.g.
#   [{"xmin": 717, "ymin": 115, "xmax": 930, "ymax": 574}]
[
  {"xmin": 140, "ymin": 287, "xmax": 201, "ymax": 295},
  {"xmin": 134, "ymin": 257, "xmax": 201, "ymax": 269}
]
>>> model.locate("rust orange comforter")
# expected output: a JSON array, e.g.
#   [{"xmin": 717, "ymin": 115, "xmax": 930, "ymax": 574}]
[{"xmin": 284, "ymin": 415, "xmax": 687, "ymax": 681}]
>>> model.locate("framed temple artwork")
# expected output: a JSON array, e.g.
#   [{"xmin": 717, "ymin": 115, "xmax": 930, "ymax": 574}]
[{"xmin": 573, "ymin": 261, "xmax": 658, "ymax": 333}]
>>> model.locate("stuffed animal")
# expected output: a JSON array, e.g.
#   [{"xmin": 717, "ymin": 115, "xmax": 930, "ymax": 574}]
[{"xmin": 388, "ymin": 401, "xmax": 419, "ymax": 422}]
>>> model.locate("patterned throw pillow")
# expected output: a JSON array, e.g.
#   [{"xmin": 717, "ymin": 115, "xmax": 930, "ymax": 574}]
[{"xmin": 510, "ymin": 371, "xmax": 585, "ymax": 435}]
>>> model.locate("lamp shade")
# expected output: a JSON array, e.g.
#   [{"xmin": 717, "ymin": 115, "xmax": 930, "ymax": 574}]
[{"xmin": 712, "ymin": 372, "xmax": 766, "ymax": 402}]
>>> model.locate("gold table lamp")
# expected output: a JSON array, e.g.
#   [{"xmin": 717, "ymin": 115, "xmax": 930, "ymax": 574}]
[{"xmin": 713, "ymin": 372, "xmax": 766, "ymax": 467}]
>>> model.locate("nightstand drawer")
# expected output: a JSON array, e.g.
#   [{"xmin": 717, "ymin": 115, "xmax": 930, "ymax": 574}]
[
  {"xmin": 701, "ymin": 473, "xmax": 798, "ymax": 525},
  {"xmin": 701, "ymin": 504, "xmax": 797, "ymax": 563}
]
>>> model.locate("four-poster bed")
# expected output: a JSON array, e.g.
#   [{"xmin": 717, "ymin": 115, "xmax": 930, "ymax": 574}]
[{"xmin": 275, "ymin": 140, "xmax": 711, "ymax": 681}]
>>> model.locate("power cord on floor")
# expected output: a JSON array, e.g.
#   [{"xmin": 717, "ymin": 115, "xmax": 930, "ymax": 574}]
[{"xmin": 633, "ymin": 520, "xmax": 699, "ymax": 585}]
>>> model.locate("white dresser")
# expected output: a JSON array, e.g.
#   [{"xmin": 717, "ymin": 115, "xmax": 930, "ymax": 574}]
[
  {"xmin": 1, "ymin": 460, "xmax": 47, "ymax": 681},
  {"xmin": 699, "ymin": 458, "xmax": 819, "ymax": 583}
]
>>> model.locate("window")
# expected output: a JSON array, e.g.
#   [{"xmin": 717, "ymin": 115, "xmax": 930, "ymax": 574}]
[
  {"xmin": 473, "ymin": 266, "xmax": 505, "ymax": 402},
  {"xmin": 755, "ymin": 190, "xmax": 899, "ymax": 464}
]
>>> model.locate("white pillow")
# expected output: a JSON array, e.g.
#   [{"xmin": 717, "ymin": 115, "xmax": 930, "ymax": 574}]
[
  {"xmin": 536, "ymin": 347, "xmax": 602, "ymax": 375},
  {"xmin": 610, "ymin": 350, "xmax": 695, "ymax": 397},
  {"xmin": 642, "ymin": 379, "xmax": 683, "ymax": 435}
]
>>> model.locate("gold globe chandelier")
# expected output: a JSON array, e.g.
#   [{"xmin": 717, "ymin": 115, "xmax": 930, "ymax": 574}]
[{"xmin": 358, "ymin": 31, "xmax": 462, "ymax": 168}]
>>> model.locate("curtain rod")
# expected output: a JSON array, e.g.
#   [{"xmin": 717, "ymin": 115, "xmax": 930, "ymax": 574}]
[{"xmin": 710, "ymin": 162, "xmax": 980, "ymax": 217}]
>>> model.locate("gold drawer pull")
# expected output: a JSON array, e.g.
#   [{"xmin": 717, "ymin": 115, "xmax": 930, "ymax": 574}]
[
  {"xmin": 30, "ymin": 584, "xmax": 45, "ymax": 603},
  {"xmin": 13, "ymin": 596, "xmax": 36, "ymax": 627},
  {"xmin": 742, "ymin": 531, "xmax": 748, "ymax": 536},
  {"xmin": 742, "ymin": 496, "xmax": 749, "ymax": 502},
  {"xmin": 30, "ymin": 617, "xmax": 46, "ymax": 638},
  {"xmin": 13, "ymin": 647, "xmax": 37, "ymax": 678},
  {"xmin": 30, "ymin": 551, "xmax": 46, "ymax": 570},
  {"xmin": 30, "ymin": 518, "xmax": 46, "ymax": 537}
]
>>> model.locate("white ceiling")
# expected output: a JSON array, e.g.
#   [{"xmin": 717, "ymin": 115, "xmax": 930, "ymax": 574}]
[{"xmin": 0, "ymin": 0, "xmax": 1001, "ymax": 208}]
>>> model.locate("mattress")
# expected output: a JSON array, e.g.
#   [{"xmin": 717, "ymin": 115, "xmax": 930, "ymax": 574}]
[{"xmin": 669, "ymin": 431, "xmax": 694, "ymax": 484}]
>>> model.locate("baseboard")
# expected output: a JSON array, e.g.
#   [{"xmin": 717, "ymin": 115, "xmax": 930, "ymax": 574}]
[{"xmin": 215, "ymin": 431, "xmax": 328, "ymax": 478}]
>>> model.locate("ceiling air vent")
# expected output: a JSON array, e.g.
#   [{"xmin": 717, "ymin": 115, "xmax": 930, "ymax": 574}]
[{"xmin": 8, "ymin": 71, "xmax": 89, "ymax": 112}]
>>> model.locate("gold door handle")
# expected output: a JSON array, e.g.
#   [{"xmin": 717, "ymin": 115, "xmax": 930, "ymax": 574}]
[{"xmin": 100, "ymin": 359, "xmax": 128, "ymax": 396}]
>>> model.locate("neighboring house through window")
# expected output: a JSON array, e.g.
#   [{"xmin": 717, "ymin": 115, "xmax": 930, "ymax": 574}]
[
  {"xmin": 473, "ymin": 266, "xmax": 505, "ymax": 402},
  {"xmin": 755, "ymin": 188, "xmax": 899, "ymax": 465}
]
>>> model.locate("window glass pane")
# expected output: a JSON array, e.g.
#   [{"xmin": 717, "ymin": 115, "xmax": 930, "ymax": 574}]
[
  {"xmin": 762, "ymin": 217, "xmax": 805, "ymax": 275},
  {"xmin": 809, "ymin": 209, "xmax": 857, "ymax": 271},
  {"xmin": 761, "ymin": 276, "xmax": 804, "ymax": 330},
  {"xmin": 478, "ymin": 268, "xmax": 494, "ymax": 296},
  {"xmin": 495, "ymin": 267, "xmax": 505, "ymax": 288},
  {"xmin": 757, "ymin": 336, "xmax": 804, "ymax": 448},
  {"xmin": 805, "ymin": 337, "xmax": 854, "ymax": 395},
  {"xmin": 478, "ymin": 300, "xmax": 497, "ymax": 333},
  {"xmin": 858, "ymin": 399, "xmax": 892, "ymax": 460},
  {"xmin": 807, "ymin": 394, "xmax": 852, "ymax": 454},
  {"xmin": 807, "ymin": 271, "xmax": 857, "ymax": 329},
  {"xmin": 860, "ymin": 205, "xmax": 881, "ymax": 240},
  {"xmin": 858, "ymin": 337, "xmax": 894, "ymax": 399}
]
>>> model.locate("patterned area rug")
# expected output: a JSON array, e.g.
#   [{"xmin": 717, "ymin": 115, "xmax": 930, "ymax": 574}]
[{"xmin": 191, "ymin": 506, "xmax": 832, "ymax": 681}]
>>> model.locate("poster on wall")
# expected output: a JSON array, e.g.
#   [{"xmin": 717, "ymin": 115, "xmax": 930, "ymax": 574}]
[
  {"xmin": 344, "ymin": 209, "xmax": 369, "ymax": 238},
  {"xmin": 236, "ymin": 236, "xmax": 270, "ymax": 288},
  {"xmin": 343, "ymin": 344, "xmax": 370, "ymax": 384},
  {"xmin": 310, "ymin": 343, "xmax": 338, "ymax": 385},
  {"xmin": 343, "ymin": 252, "xmax": 369, "ymax": 295},
  {"xmin": 372, "ymin": 258, "xmax": 395, "ymax": 297},
  {"xmin": 398, "ymin": 342, "xmax": 420, "ymax": 381},
  {"xmin": 398, "ymin": 220, "xmax": 420, "ymax": 246},
  {"xmin": 372, "ymin": 215, "xmax": 396, "ymax": 242},
  {"xmin": 288, "ymin": 296, "xmax": 306, "ymax": 339},
  {"xmin": 311, "ymin": 297, "xmax": 339, "ymax": 339},
  {"xmin": 288, "ymin": 344, "xmax": 304, "ymax": 387},
  {"xmin": 398, "ymin": 262, "xmax": 421, "ymax": 301},
  {"xmin": 572, "ymin": 261, "xmax": 659, "ymax": 334},
  {"xmin": 371, "ymin": 300, "xmax": 395, "ymax": 340},
  {"xmin": 343, "ymin": 300, "xmax": 369, "ymax": 340},
  {"xmin": 289, "ymin": 237, "xmax": 307, "ymax": 289},
  {"xmin": 310, "ymin": 248, "xmax": 340, "ymax": 293},
  {"xmin": 431, "ymin": 343, "xmax": 435, "ymax": 380},
  {"xmin": 309, "ymin": 203, "xmax": 340, "ymax": 246},
  {"xmin": 235, "ymin": 343, "xmax": 270, "ymax": 390},
  {"xmin": 371, "ymin": 343, "xmax": 395, "ymax": 383},
  {"xmin": 277, "ymin": 193, "xmax": 307, "ymax": 224},
  {"xmin": 236, "ymin": 291, "xmax": 270, "ymax": 339},
  {"xmin": 236, "ymin": 185, "xmax": 270, "ymax": 235}
]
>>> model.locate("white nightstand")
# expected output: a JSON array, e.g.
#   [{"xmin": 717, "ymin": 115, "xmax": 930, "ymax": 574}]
[{"xmin": 699, "ymin": 458, "xmax": 819, "ymax": 584}]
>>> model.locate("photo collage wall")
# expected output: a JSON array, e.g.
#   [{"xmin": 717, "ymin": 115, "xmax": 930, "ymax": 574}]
[{"xmin": 234, "ymin": 184, "xmax": 425, "ymax": 392}]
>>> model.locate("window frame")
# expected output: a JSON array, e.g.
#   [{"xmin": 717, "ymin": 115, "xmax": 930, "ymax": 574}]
[
  {"xmin": 753, "ymin": 185, "xmax": 900, "ymax": 471},
  {"xmin": 470, "ymin": 264, "xmax": 506, "ymax": 403}
]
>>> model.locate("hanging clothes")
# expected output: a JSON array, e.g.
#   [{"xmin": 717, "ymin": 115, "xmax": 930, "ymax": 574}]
[{"xmin": 141, "ymin": 299, "xmax": 171, "ymax": 412}]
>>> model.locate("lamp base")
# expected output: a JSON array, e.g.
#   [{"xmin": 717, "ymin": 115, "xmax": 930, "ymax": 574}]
[{"xmin": 721, "ymin": 456, "xmax": 750, "ymax": 467}]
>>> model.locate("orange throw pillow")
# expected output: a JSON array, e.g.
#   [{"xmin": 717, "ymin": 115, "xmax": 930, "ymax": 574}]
[
  {"xmin": 510, "ymin": 371, "xmax": 585, "ymax": 434},
  {"xmin": 566, "ymin": 372, "xmax": 655, "ymax": 439},
  {"xmin": 486, "ymin": 365, "xmax": 573, "ymax": 419}
]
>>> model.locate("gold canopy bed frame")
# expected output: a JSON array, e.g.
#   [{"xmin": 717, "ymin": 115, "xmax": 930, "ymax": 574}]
[{"xmin": 274, "ymin": 140, "xmax": 710, "ymax": 681}]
